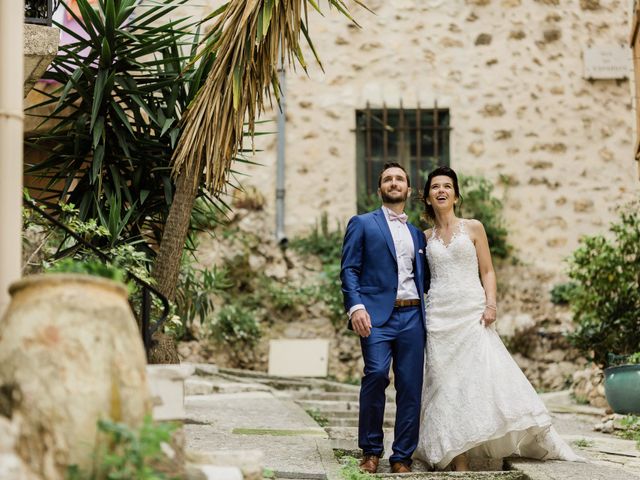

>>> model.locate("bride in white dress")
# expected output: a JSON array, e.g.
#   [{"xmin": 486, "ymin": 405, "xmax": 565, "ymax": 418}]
[{"xmin": 414, "ymin": 166, "xmax": 583, "ymax": 471}]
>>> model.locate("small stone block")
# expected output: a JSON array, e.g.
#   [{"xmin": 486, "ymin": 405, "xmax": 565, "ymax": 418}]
[
  {"xmin": 268, "ymin": 339, "xmax": 329, "ymax": 377},
  {"xmin": 198, "ymin": 465, "xmax": 243, "ymax": 480},
  {"xmin": 147, "ymin": 365, "xmax": 191, "ymax": 421}
]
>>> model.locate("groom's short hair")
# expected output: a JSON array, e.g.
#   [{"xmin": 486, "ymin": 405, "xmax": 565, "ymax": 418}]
[{"xmin": 378, "ymin": 162, "xmax": 410, "ymax": 188}]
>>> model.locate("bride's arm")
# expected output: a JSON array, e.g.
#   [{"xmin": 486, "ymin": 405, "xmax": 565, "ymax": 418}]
[{"xmin": 469, "ymin": 220, "xmax": 497, "ymax": 326}]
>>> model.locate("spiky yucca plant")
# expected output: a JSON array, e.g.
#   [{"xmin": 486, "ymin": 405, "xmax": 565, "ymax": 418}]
[{"xmin": 25, "ymin": 0, "xmax": 217, "ymax": 252}]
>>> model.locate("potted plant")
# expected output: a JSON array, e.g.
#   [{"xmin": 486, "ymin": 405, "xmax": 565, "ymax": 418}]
[
  {"xmin": 565, "ymin": 202, "xmax": 640, "ymax": 414},
  {"xmin": 0, "ymin": 259, "xmax": 150, "ymax": 478},
  {"xmin": 604, "ymin": 353, "xmax": 640, "ymax": 415}
]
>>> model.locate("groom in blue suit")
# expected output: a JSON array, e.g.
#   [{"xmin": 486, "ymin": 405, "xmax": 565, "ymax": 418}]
[{"xmin": 341, "ymin": 162, "xmax": 429, "ymax": 474}]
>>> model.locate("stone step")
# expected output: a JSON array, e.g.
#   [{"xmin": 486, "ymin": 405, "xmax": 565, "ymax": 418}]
[
  {"xmin": 184, "ymin": 378, "xmax": 272, "ymax": 396},
  {"xmin": 291, "ymin": 391, "xmax": 361, "ymax": 401},
  {"xmin": 506, "ymin": 457, "xmax": 640, "ymax": 480},
  {"xmin": 337, "ymin": 451, "xmax": 504, "ymax": 473},
  {"xmin": 327, "ymin": 417, "xmax": 395, "ymax": 428},
  {"xmin": 370, "ymin": 472, "xmax": 524, "ymax": 479},
  {"xmin": 295, "ymin": 399, "xmax": 361, "ymax": 412},
  {"xmin": 327, "ymin": 426, "xmax": 385, "ymax": 441},
  {"xmin": 217, "ymin": 367, "xmax": 360, "ymax": 393},
  {"xmin": 322, "ymin": 410, "xmax": 397, "ymax": 420},
  {"xmin": 292, "ymin": 390, "xmax": 397, "ymax": 402}
]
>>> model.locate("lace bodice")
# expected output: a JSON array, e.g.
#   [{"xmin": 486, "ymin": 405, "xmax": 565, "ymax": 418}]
[{"xmin": 426, "ymin": 219, "xmax": 483, "ymax": 298}]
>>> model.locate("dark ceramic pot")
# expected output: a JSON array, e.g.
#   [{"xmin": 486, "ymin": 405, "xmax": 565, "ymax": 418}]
[{"xmin": 604, "ymin": 363, "xmax": 640, "ymax": 414}]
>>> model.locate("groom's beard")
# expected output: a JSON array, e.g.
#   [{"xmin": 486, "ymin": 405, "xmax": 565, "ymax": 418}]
[{"xmin": 381, "ymin": 190, "xmax": 409, "ymax": 204}]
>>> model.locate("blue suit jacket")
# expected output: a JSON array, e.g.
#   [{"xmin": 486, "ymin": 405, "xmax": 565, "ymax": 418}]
[{"xmin": 340, "ymin": 208, "xmax": 430, "ymax": 329}]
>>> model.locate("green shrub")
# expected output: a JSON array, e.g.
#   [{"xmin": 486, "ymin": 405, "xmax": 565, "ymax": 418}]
[
  {"xmin": 289, "ymin": 214, "xmax": 346, "ymax": 327},
  {"xmin": 289, "ymin": 213, "xmax": 343, "ymax": 265},
  {"xmin": 46, "ymin": 258, "xmax": 130, "ymax": 290},
  {"xmin": 174, "ymin": 251, "xmax": 231, "ymax": 340},
  {"xmin": 211, "ymin": 304, "xmax": 261, "ymax": 347},
  {"xmin": 617, "ymin": 415, "xmax": 640, "ymax": 449},
  {"xmin": 550, "ymin": 282, "xmax": 577, "ymax": 305},
  {"xmin": 24, "ymin": 202, "xmax": 154, "ymax": 285},
  {"xmin": 628, "ymin": 352, "xmax": 640, "ymax": 364},
  {"xmin": 458, "ymin": 174, "xmax": 510, "ymax": 259},
  {"xmin": 66, "ymin": 416, "xmax": 179, "ymax": 480},
  {"xmin": 565, "ymin": 202, "xmax": 640, "ymax": 367}
]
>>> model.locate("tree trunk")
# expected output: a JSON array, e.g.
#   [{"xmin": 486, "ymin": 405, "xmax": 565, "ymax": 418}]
[
  {"xmin": 150, "ymin": 163, "xmax": 201, "ymax": 364},
  {"xmin": 153, "ymin": 162, "xmax": 200, "ymax": 302}
]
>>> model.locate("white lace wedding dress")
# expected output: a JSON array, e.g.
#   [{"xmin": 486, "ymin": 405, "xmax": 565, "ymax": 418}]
[{"xmin": 414, "ymin": 220, "xmax": 583, "ymax": 469}]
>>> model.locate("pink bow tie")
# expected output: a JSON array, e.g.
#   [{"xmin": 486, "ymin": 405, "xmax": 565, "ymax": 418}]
[{"xmin": 389, "ymin": 211, "xmax": 408, "ymax": 224}]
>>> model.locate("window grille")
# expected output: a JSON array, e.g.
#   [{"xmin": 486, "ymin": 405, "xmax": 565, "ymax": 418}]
[
  {"xmin": 355, "ymin": 102, "xmax": 451, "ymax": 198},
  {"xmin": 25, "ymin": 0, "xmax": 56, "ymax": 26}
]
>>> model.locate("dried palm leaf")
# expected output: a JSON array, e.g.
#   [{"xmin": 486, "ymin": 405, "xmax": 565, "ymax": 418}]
[{"xmin": 171, "ymin": 0, "xmax": 369, "ymax": 194}]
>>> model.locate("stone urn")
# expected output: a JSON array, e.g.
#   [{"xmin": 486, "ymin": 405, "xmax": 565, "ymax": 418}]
[
  {"xmin": 0, "ymin": 274, "xmax": 151, "ymax": 479},
  {"xmin": 604, "ymin": 363, "xmax": 640, "ymax": 415}
]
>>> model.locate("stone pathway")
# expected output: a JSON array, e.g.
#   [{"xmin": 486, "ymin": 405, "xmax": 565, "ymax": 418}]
[{"xmin": 182, "ymin": 365, "xmax": 640, "ymax": 480}]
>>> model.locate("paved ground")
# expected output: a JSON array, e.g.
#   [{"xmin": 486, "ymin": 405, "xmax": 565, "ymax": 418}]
[{"xmin": 182, "ymin": 365, "xmax": 640, "ymax": 480}]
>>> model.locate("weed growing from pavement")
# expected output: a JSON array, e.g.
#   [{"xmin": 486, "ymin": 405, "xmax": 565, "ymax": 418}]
[{"xmin": 573, "ymin": 438, "xmax": 594, "ymax": 448}]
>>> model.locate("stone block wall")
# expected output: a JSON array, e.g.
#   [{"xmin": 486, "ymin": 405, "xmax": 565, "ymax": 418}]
[{"xmin": 179, "ymin": 0, "xmax": 640, "ymax": 270}]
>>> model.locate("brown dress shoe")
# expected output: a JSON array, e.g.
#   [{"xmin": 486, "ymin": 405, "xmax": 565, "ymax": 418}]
[
  {"xmin": 359, "ymin": 455, "xmax": 380, "ymax": 474},
  {"xmin": 390, "ymin": 462, "xmax": 412, "ymax": 474}
]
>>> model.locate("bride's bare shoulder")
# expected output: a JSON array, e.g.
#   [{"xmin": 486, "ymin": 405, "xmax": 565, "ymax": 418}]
[
  {"xmin": 464, "ymin": 219, "xmax": 486, "ymax": 238},
  {"xmin": 465, "ymin": 218, "xmax": 484, "ymax": 230}
]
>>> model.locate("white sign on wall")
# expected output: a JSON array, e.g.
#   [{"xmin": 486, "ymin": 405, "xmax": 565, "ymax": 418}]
[{"xmin": 583, "ymin": 46, "xmax": 630, "ymax": 80}]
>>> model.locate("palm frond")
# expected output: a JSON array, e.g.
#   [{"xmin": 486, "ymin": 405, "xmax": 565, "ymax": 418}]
[{"xmin": 171, "ymin": 0, "xmax": 367, "ymax": 194}]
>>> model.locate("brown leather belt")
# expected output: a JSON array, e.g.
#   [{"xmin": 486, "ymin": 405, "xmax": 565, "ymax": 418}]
[{"xmin": 394, "ymin": 298, "xmax": 421, "ymax": 308}]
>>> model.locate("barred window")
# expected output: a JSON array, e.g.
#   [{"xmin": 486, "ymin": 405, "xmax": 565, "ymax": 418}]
[{"xmin": 355, "ymin": 104, "xmax": 451, "ymax": 201}]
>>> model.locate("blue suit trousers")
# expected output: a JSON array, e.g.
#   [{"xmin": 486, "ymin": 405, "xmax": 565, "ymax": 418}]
[{"xmin": 358, "ymin": 305, "xmax": 425, "ymax": 464}]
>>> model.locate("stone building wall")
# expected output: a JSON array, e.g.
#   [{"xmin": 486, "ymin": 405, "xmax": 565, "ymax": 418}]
[
  {"xmin": 23, "ymin": 1, "xmax": 639, "ymax": 271},
  {"xmin": 177, "ymin": 0, "xmax": 639, "ymax": 270}
]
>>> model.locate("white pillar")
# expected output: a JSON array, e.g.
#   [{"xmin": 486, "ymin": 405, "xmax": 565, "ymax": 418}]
[{"xmin": 0, "ymin": 1, "xmax": 24, "ymax": 315}]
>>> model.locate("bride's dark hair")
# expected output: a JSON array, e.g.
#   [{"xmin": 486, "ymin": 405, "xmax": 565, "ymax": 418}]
[{"xmin": 422, "ymin": 166, "xmax": 463, "ymax": 223}]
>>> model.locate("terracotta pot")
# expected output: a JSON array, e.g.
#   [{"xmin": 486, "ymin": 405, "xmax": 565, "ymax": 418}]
[{"xmin": 0, "ymin": 274, "xmax": 151, "ymax": 479}]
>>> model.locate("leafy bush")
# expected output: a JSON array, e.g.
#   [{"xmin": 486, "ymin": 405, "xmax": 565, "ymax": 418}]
[
  {"xmin": 211, "ymin": 304, "xmax": 261, "ymax": 347},
  {"xmin": 46, "ymin": 258, "xmax": 131, "ymax": 289},
  {"xmin": 565, "ymin": 203, "xmax": 640, "ymax": 367},
  {"xmin": 617, "ymin": 415, "xmax": 640, "ymax": 449},
  {"xmin": 628, "ymin": 352, "xmax": 640, "ymax": 365},
  {"xmin": 67, "ymin": 416, "xmax": 179, "ymax": 480},
  {"xmin": 24, "ymin": 202, "xmax": 154, "ymax": 284},
  {"xmin": 289, "ymin": 214, "xmax": 345, "ymax": 327},
  {"xmin": 458, "ymin": 175, "xmax": 510, "ymax": 259},
  {"xmin": 173, "ymin": 251, "xmax": 231, "ymax": 340},
  {"xmin": 550, "ymin": 282, "xmax": 577, "ymax": 305},
  {"xmin": 289, "ymin": 213, "xmax": 344, "ymax": 265}
]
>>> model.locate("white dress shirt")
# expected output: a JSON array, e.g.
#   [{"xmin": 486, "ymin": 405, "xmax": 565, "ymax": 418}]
[{"xmin": 348, "ymin": 206, "xmax": 419, "ymax": 317}]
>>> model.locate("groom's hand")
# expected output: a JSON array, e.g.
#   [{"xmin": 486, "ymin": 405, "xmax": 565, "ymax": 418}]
[{"xmin": 351, "ymin": 309, "xmax": 372, "ymax": 337}]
